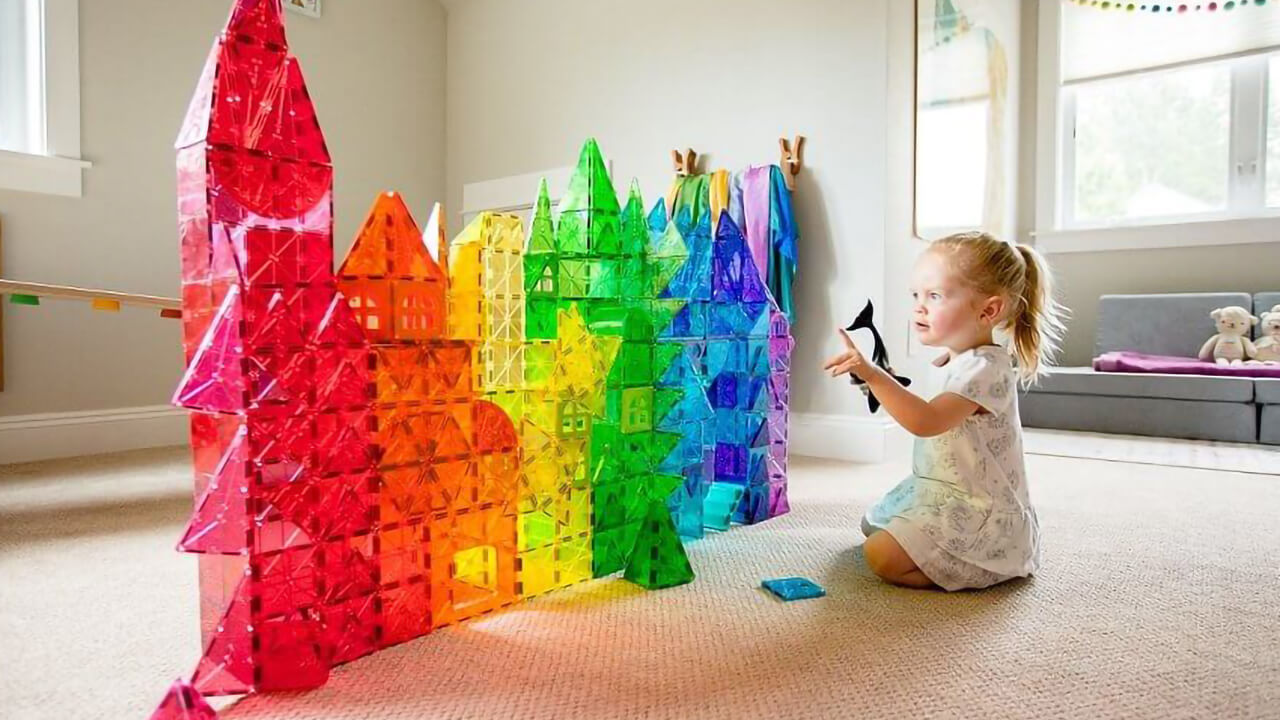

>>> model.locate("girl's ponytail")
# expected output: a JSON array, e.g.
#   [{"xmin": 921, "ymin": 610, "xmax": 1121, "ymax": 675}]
[{"xmin": 1011, "ymin": 244, "xmax": 1066, "ymax": 385}]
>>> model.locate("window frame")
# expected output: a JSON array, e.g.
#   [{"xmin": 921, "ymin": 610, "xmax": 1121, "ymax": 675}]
[
  {"xmin": 1060, "ymin": 56, "xmax": 1252, "ymax": 231},
  {"xmin": 1033, "ymin": 0, "xmax": 1280, "ymax": 253},
  {"xmin": 0, "ymin": 0, "xmax": 89, "ymax": 198}
]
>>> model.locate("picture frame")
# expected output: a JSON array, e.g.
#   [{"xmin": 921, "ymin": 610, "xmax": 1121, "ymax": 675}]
[{"xmin": 284, "ymin": 0, "xmax": 321, "ymax": 19}]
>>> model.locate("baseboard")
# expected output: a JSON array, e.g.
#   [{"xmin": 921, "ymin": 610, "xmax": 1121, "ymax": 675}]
[
  {"xmin": 790, "ymin": 412, "xmax": 910, "ymax": 463},
  {"xmin": 0, "ymin": 405, "xmax": 187, "ymax": 465}
]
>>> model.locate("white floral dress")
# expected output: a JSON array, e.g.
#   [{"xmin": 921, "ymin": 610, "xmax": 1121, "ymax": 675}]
[{"xmin": 862, "ymin": 346, "xmax": 1040, "ymax": 591}]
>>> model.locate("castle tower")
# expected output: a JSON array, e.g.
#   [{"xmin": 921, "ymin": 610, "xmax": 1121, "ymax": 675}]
[
  {"xmin": 338, "ymin": 193, "xmax": 520, "ymax": 636},
  {"xmin": 172, "ymin": 0, "xmax": 378, "ymax": 695},
  {"xmin": 706, "ymin": 212, "xmax": 791, "ymax": 524},
  {"xmin": 524, "ymin": 139, "xmax": 690, "ymax": 584},
  {"xmin": 449, "ymin": 208, "xmax": 609, "ymax": 596},
  {"xmin": 647, "ymin": 200, "xmax": 715, "ymax": 538}
]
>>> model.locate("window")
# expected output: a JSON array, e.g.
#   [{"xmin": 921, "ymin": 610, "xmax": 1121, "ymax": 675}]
[
  {"xmin": 0, "ymin": 0, "xmax": 45, "ymax": 155},
  {"xmin": 1056, "ymin": 2, "xmax": 1280, "ymax": 230},
  {"xmin": 0, "ymin": 0, "xmax": 86, "ymax": 197},
  {"xmin": 1068, "ymin": 63, "xmax": 1231, "ymax": 225}
]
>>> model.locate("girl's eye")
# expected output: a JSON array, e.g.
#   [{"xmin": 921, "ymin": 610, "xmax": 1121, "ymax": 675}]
[{"xmin": 929, "ymin": 292, "xmax": 942, "ymax": 301}]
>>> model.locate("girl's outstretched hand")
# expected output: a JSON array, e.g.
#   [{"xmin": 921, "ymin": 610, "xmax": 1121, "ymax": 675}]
[{"xmin": 823, "ymin": 328, "xmax": 875, "ymax": 381}]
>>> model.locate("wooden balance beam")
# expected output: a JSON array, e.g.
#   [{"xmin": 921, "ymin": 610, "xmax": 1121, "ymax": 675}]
[{"xmin": 0, "ymin": 279, "xmax": 182, "ymax": 311}]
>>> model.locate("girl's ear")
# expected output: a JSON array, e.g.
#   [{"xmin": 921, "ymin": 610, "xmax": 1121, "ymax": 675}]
[{"xmin": 981, "ymin": 295, "xmax": 1006, "ymax": 325}]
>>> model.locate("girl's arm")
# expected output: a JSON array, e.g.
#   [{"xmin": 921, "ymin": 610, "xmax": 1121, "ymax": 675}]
[
  {"xmin": 861, "ymin": 368, "xmax": 978, "ymax": 437},
  {"xmin": 824, "ymin": 329, "xmax": 978, "ymax": 438}
]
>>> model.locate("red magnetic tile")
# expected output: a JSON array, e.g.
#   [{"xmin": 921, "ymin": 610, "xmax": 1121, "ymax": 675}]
[{"xmin": 149, "ymin": 679, "xmax": 218, "ymax": 720}]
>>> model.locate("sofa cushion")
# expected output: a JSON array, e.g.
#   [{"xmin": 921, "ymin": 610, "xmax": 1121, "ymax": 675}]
[
  {"xmin": 1096, "ymin": 293, "xmax": 1252, "ymax": 358},
  {"xmin": 1030, "ymin": 366, "xmax": 1254, "ymax": 402},
  {"xmin": 1262, "ymin": 405, "xmax": 1280, "ymax": 445},
  {"xmin": 1254, "ymin": 292, "xmax": 1280, "ymax": 318},
  {"xmin": 1021, "ymin": 392, "xmax": 1258, "ymax": 444},
  {"xmin": 1256, "ymin": 378, "xmax": 1280, "ymax": 405}
]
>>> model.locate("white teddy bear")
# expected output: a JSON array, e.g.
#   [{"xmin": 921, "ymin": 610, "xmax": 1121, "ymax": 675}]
[
  {"xmin": 1198, "ymin": 306, "xmax": 1257, "ymax": 365},
  {"xmin": 1249, "ymin": 304, "xmax": 1280, "ymax": 364}
]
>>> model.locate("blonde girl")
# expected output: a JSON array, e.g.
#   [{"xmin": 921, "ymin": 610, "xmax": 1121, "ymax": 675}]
[{"xmin": 824, "ymin": 232, "xmax": 1066, "ymax": 591}]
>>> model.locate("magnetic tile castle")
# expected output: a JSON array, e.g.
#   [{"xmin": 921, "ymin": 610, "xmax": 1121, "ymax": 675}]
[{"xmin": 160, "ymin": 0, "xmax": 794, "ymax": 713}]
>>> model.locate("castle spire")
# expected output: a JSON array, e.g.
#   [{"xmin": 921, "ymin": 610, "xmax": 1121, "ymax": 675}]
[
  {"xmin": 225, "ymin": 0, "xmax": 287, "ymax": 48},
  {"xmin": 177, "ymin": 0, "xmax": 328, "ymax": 164}
]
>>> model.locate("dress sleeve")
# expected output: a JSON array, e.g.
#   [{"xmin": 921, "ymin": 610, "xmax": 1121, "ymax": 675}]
[{"xmin": 941, "ymin": 350, "xmax": 1015, "ymax": 415}]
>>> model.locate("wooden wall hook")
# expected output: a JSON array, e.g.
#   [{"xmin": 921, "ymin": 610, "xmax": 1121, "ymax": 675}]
[
  {"xmin": 672, "ymin": 147, "xmax": 698, "ymax": 177},
  {"xmin": 779, "ymin": 135, "xmax": 805, "ymax": 190}
]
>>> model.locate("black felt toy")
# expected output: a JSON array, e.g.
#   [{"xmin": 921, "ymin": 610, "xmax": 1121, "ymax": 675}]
[{"xmin": 844, "ymin": 300, "xmax": 912, "ymax": 414}]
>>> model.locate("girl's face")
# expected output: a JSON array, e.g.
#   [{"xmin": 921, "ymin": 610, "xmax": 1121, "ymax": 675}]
[{"xmin": 910, "ymin": 250, "xmax": 1002, "ymax": 351}]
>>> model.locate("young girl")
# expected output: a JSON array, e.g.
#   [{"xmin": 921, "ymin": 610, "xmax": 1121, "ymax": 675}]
[{"xmin": 823, "ymin": 232, "xmax": 1065, "ymax": 591}]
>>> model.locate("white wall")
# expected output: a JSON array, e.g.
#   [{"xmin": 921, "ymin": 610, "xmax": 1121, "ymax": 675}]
[
  {"xmin": 444, "ymin": 0, "xmax": 890, "ymax": 422},
  {"xmin": 0, "ymin": 0, "xmax": 446, "ymax": 420}
]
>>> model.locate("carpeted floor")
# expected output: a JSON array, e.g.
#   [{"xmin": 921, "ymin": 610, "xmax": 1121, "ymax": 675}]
[
  {"xmin": 2, "ymin": 443, "xmax": 1278, "ymax": 719},
  {"xmin": 1023, "ymin": 428, "xmax": 1280, "ymax": 474}
]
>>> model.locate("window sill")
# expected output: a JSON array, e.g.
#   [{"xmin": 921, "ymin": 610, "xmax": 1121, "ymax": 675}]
[
  {"xmin": 0, "ymin": 150, "xmax": 91, "ymax": 198},
  {"xmin": 1033, "ymin": 215, "xmax": 1280, "ymax": 254}
]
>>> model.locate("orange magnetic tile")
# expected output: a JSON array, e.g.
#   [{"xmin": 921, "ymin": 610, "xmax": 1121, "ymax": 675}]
[
  {"xmin": 337, "ymin": 278, "xmax": 392, "ymax": 342},
  {"xmin": 375, "ymin": 410, "xmax": 427, "ymax": 469},
  {"xmin": 380, "ymin": 465, "xmax": 431, "ymax": 525},
  {"xmin": 426, "ymin": 458, "xmax": 478, "ymax": 516},
  {"xmin": 424, "ymin": 343, "xmax": 472, "ymax": 399},
  {"xmin": 373, "ymin": 346, "xmax": 428, "ymax": 404},
  {"xmin": 427, "ymin": 507, "xmax": 518, "ymax": 628},
  {"xmin": 476, "ymin": 451, "xmax": 520, "ymax": 508},
  {"xmin": 391, "ymin": 279, "xmax": 447, "ymax": 341},
  {"xmin": 473, "ymin": 400, "xmax": 518, "ymax": 453}
]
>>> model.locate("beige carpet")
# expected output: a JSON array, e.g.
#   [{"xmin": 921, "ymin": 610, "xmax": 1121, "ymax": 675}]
[{"xmin": 2, "ymin": 448, "xmax": 1279, "ymax": 719}]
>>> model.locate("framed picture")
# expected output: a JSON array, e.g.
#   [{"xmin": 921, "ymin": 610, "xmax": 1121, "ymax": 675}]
[
  {"xmin": 284, "ymin": 0, "xmax": 322, "ymax": 19},
  {"xmin": 913, "ymin": 0, "xmax": 1020, "ymax": 241}
]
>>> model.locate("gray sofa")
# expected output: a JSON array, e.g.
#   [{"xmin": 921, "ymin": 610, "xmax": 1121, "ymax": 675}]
[{"xmin": 1021, "ymin": 292, "xmax": 1280, "ymax": 445}]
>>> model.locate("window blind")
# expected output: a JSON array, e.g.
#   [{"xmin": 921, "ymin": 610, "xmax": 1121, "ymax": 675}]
[{"xmin": 1063, "ymin": 2, "xmax": 1280, "ymax": 83}]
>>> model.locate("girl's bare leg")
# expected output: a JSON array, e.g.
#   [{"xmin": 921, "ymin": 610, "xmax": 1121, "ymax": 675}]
[{"xmin": 863, "ymin": 530, "xmax": 936, "ymax": 589}]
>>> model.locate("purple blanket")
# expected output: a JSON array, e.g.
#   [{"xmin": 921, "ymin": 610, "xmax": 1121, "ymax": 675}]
[{"xmin": 1093, "ymin": 351, "xmax": 1280, "ymax": 378}]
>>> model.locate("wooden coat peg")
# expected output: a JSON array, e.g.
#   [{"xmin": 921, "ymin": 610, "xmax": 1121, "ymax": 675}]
[
  {"xmin": 672, "ymin": 147, "xmax": 699, "ymax": 177},
  {"xmin": 779, "ymin": 135, "xmax": 805, "ymax": 190}
]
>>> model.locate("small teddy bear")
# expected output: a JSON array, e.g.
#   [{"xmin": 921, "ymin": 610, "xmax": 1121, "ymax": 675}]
[
  {"xmin": 1249, "ymin": 304, "xmax": 1280, "ymax": 364},
  {"xmin": 1198, "ymin": 306, "xmax": 1258, "ymax": 365}
]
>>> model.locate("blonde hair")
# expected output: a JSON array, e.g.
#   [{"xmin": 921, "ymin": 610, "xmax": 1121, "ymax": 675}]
[{"xmin": 930, "ymin": 232, "xmax": 1067, "ymax": 385}]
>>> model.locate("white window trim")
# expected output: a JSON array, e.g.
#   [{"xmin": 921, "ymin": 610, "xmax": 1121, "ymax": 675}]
[
  {"xmin": 0, "ymin": 0, "xmax": 90, "ymax": 197},
  {"xmin": 1035, "ymin": 215, "xmax": 1280, "ymax": 254},
  {"xmin": 1032, "ymin": 0, "xmax": 1280, "ymax": 254}
]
